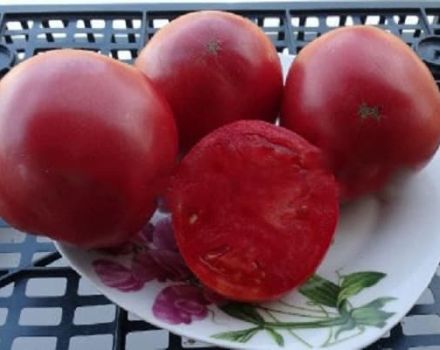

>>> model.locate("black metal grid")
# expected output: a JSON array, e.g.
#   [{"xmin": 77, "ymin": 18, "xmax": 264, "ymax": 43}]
[{"xmin": 1, "ymin": 2, "xmax": 440, "ymax": 349}]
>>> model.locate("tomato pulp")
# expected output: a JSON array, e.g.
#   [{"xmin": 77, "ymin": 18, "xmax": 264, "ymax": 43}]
[{"xmin": 168, "ymin": 121, "xmax": 339, "ymax": 302}]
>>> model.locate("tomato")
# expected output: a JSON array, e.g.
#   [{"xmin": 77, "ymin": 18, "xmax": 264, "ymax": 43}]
[
  {"xmin": 0, "ymin": 49, "xmax": 178, "ymax": 248},
  {"xmin": 281, "ymin": 26, "xmax": 440, "ymax": 200},
  {"xmin": 135, "ymin": 11, "xmax": 283, "ymax": 152},
  {"xmin": 168, "ymin": 120, "xmax": 339, "ymax": 302}
]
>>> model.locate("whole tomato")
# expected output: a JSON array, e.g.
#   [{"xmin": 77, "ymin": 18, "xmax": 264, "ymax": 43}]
[
  {"xmin": 168, "ymin": 121, "xmax": 339, "ymax": 302},
  {"xmin": 0, "ymin": 49, "xmax": 177, "ymax": 248},
  {"xmin": 135, "ymin": 10, "xmax": 283, "ymax": 152},
  {"xmin": 281, "ymin": 26, "xmax": 440, "ymax": 200}
]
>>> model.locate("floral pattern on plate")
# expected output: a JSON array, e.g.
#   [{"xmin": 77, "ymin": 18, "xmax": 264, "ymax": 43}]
[{"xmin": 92, "ymin": 216, "xmax": 395, "ymax": 347}]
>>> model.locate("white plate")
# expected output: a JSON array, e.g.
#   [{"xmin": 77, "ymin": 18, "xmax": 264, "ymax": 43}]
[{"xmin": 56, "ymin": 55, "xmax": 440, "ymax": 350}]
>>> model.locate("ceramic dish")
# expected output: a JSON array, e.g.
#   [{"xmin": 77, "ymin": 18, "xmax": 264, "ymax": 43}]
[{"xmin": 56, "ymin": 55, "xmax": 440, "ymax": 349}]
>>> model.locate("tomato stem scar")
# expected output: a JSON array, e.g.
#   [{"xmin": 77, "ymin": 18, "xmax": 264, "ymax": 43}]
[
  {"xmin": 358, "ymin": 103, "xmax": 381, "ymax": 121},
  {"xmin": 206, "ymin": 40, "xmax": 221, "ymax": 55}
]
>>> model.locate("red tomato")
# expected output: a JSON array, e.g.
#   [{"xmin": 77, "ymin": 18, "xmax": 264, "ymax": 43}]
[
  {"xmin": 0, "ymin": 49, "xmax": 177, "ymax": 248},
  {"xmin": 135, "ymin": 11, "xmax": 283, "ymax": 152},
  {"xmin": 168, "ymin": 120, "xmax": 339, "ymax": 302},
  {"xmin": 281, "ymin": 26, "xmax": 440, "ymax": 200}
]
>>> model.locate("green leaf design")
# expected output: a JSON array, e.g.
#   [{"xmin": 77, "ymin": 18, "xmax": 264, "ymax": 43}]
[
  {"xmin": 210, "ymin": 270, "xmax": 394, "ymax": 347},
  {"xmin": 337, "ymin": 272, "xmax": 386, "ymax": 306},
  {"xmin": 266, "ymin": 328, "xmax": 285, "ymax": 346},
  {"xmin": 360, "ymin": 297, "xmax": 396, "ymax": 309},
  {"xmin": 334, "ymin": 317, "xmax": 356, "ymax": 339},
  {"xmin": 212, "ymin": 327, "xmax": 261, "ymax": 343},
  {"xmin": 350, "ymin": 297, "xmax": 395, "ymax": 328},
  {"xmin": 299, "ymin": 275, "xmax": 341, "ymax": 308},
  {"xmin": 220, "ymin": 303, "xmax": 265, "ymax": 325}
]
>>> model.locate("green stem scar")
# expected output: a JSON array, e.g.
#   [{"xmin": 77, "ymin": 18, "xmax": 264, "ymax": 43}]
[
  {"xmin": 358, "ymin": 103, "xmax": 381, "ymax": 120},
  {"xmin": 206, "ymin": 40, "xmax": 221, "ymax": 55}
]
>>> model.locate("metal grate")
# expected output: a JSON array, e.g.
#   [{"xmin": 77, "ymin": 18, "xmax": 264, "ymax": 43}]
[
  {"xmin": 1, "ymin": 13, "xmax": 145, "ymax": 63},
  {"xmin": 288, "ymin": 10, "xmax": 427, "ymax": 53},
  {"xmin": 1, "ymin": 2, "xmax": 440, "ymax": 349}
]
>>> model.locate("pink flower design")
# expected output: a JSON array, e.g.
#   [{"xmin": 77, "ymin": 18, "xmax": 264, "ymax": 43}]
[
  {"xmin": 132, "ymin": 249, "xmax": 191, "ymax": 283},
  {"xmin": 157, "ymin": 197, "xmax": 170, "ymax": 213},
  {"xmin": 130, "ymin": 252, "xmax": 161, "ymax": 283},
  {"xmin": 128, "ymin": 218, "xmax": 191, "ymax": 283},
  {"xmin": 202, "ymin": 286, "xmax": 227, "ymax": 306},
  {"xmin": 131, "ymin": 222, "xmax": 155, "ymax": 248},
  {"xmin": 97, "ymin": 242, "xmax": 133, "ymax": 256},
  {"xmin": 152, "ymin": 218, "xmax": 178, "ymax": 251},
  {"xmin": 93, "ymin": 217, "xmax": 190, "ymax": 289},
  {"xmin": 93, "ymin": 259, "xmax": 144, "ymax": 292},
  {"xmin": 93, "ymin": 216, "xmax": 230, "ymax": 324},
  {"xmin": 153, "ymin": 285, "xmax": 209, "ymax": 325},
  {"xmin": 95, "ymin": 223, "xmax": 154, "ymax": 256}
]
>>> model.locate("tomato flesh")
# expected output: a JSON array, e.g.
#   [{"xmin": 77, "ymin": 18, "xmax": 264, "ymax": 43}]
[{"xmin": 168, "ymin": 121, "xmax": 339, "ymax": 302}]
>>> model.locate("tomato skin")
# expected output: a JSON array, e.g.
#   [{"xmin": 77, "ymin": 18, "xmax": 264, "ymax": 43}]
[
  {"xmin": 135, "ymin": 11, "xmax": 283, "ymax": 152},
  {"xmin": 281, "ymin": 26, "xmax": 440, "ymax": 200},
  {"xmin": 168, "ymin": 120, "xmax": 339, "ymax": 302},
  {"xmin": 0, "ymin": 49, "xmax": 178, "ymax": 248}
]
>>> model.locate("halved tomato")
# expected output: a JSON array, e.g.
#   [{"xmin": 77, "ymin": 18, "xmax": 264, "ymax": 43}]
[{"xmin": 168, "ymin": 120, "xmax": 339, "ymax": 301}]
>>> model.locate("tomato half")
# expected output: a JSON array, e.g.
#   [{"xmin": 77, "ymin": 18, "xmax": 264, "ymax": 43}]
[
  {"xmin": 168, "ymin": 120, "xmax": 339, "ymax": 302},
  {"xmin": 0, "ymin": 49, "xmax": 178, "ymax": 248},
  {"xmin": 281, "ymin": 26, "xmax": 440, "ymax": 200},
  {"xmin": 135, "ymin": 11, "xmax": 283, "ymax": 152}
]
